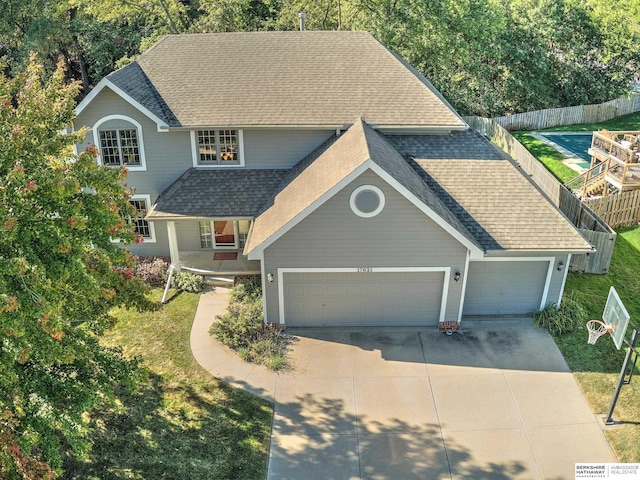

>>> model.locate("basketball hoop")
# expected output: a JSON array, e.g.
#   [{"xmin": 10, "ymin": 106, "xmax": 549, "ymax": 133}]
[{"xmin": 586, "ymin": 320, "xmax": 613, "ymax": 345}]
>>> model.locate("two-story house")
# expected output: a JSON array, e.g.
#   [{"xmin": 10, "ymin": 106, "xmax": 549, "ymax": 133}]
[{"xmin": 74, "ymin": 31, "xmax": 592, "ymax": 329}]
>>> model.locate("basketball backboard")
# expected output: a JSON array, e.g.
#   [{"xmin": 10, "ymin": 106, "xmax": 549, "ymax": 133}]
[{"xmin": 602, "ymin": 286, "xmax": 630, "ymax": 350}]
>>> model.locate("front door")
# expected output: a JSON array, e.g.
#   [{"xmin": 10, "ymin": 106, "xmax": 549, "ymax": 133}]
[{"xmin": 214, "ymin": 220, "xmax": 237, "ymax": 248}]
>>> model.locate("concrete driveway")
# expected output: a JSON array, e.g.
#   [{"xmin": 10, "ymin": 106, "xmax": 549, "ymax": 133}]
[{"xmin": 191, "ymin": 289, "xmax": 616, "ymax": 480}]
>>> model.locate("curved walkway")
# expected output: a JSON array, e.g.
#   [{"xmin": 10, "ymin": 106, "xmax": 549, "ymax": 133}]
[
  {"xmin": 191, "ymin": 288, "xmax": 617, "ymax": 480},
  {"xmin": 189, "ymin": 286, "xmax": 278, "ymax": 401}
]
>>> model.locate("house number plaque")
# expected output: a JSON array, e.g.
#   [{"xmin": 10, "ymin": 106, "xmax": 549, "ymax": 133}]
[{"xmin": 357, "ymin": 267, "xmax": 373, "ymax": 273}]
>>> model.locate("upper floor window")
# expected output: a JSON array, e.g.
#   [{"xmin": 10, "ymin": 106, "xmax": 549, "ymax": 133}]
[
  {"xmin": 192, "ymin": 129, "xmax": 244, "ymax": 167},
  {"xmin": 99, "ymin": 129, "xmax": 141, "ymax": 166},
  {"xmin": 93, "ymin": 115, "xmax": 147, "ymax": 171}
]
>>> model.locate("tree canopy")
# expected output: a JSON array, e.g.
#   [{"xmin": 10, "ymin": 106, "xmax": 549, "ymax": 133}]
[
  {"xmin": 0, "ymin": 0, "xmax": 637, "ymax": 116},
  {"xmin": 0, "ymin": 58, "xmax": 148, "ymax": 479}
]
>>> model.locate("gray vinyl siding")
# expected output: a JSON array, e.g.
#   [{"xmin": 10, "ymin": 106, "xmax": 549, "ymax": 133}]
[
  {"xmin": 243, "ymin": 129, "xmax": 334, "ymax": 168},
  {"xmin": 75, "ymin": 90, "xmax": 335, "ymax": 194},
  {"xmin": 75, "ymin": 88, "xmax": 193, "ymax": 205},
  {"xmin": 263, "ymin": 170, "xmax": 468, "ymax": 324},
  {"xmin": 126, "ymin": 219, "xmax": 201, "ymax": 257}
]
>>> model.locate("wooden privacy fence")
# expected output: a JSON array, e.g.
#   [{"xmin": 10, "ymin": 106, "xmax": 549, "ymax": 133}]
[
  {"xmin": 491, "ymin": 92, "xmax": 640, "ymax": 131},
  {"xmin": 465, "ymin": 116, "xmax": 616, "ymax": 274},
  {"xmin": 584, "ymin": 189, "xmax": 640, "ymax": 228}
]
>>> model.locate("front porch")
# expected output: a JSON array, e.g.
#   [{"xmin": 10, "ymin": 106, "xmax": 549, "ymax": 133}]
[
  {"xmin": 179, "ymin": 250, "xmax": 261, "ymax": 276},
  {"xmin": 163, "ymin": 220, "xmax": 261, "ymax": 276}
]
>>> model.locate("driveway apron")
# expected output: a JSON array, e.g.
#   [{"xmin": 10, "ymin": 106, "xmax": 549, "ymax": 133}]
[{"xmin": 191, "ymin": 289, "xmax": 617, "ymax": 480}]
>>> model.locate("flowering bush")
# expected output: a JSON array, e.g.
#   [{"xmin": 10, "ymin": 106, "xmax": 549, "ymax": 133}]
[{"xmin": 133, "ymin": 256, "xmax": 170, "ymax": 287}]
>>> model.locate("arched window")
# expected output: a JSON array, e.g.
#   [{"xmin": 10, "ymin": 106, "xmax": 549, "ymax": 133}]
[{"xmin": 93, "ymin": 115, "xmax": 147, "ymax": 171}]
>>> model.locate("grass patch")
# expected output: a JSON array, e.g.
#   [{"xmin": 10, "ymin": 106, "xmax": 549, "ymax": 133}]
[
  {"xmin": 62, "ymin": 289, "xmax": 272, "ymax": 480},
  {"xmin": 554, "ymin": 227, "xmax": 640, "ymax": 462},
  {"xmin": 211, "ymin": 279, "xmax": 291, "ymax": 371},
  {"xmin": 540, "ymin": 111, "xmax": 640, "ymax": 132},
  {"xmin": 511, "ymin": 131, "xmax": 578, "ymax": 183}
]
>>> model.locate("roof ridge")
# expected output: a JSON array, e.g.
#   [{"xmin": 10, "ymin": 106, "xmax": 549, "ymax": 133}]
[
  {"xmin": 137, "ymin": 35, "xmax": 170, "ymax": 62},
  {"xmin": 359, "ymin": 122, "xmax": 482, "ymax": 249},
  {"xmin": 103, "ymin": 32, "xmax": 467, "ymax": 128},
  {"xmin": 369, "ymin": 39, "xmax": 467, "ymax": 128}
]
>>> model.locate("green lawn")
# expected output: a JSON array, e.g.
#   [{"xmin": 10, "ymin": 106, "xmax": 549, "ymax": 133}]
[
  {"xmin": 510, "ymin": 110, "xmax": 640, "ymax": 184},
  {"xmin": 556, "ymin": 227, "xmax": 640, "ymax": 462},
  {"xmin": 540, "ymin": 110, "xmax": 640, "ymax": 132},
  {"xmin": 62, "ymin": 289, "xmax": 272, "ymax": 480},
  {"xmin": 511, "ymin": 131, "xmax": 578, "ymax": 183}
]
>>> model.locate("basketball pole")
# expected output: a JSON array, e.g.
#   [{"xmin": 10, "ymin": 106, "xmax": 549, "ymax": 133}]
[{"xmin": 605, "ymin": 326, "xmax": 639, "ymax": 425}]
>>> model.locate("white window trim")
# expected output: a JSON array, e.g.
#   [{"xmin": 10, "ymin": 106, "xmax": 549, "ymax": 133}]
[
  {"xmin": 93, "ymin": 114, "xmax": 147, "ymax": 171},
  {"xmin": 277, "ymin": 267, "xmax": 450, "ymax": 326},
  {"xmin": 556, "ymin": 254, "xmax": 571, "ymax": 308},
  {"xmin": 199, "ymin": 220, "xmax": 241, "ymax": 249},
  {"xmin": 190, "ymin": 130, "xmax": 245, "ymax": 168},
  {"xmin": 350, "ymin": 184, "xmax": 385, "ymax": 218},
  {"xmin": 130, "ymin": 194, "xmax": 156, "ymax": 243},
  {"xmin": 198, "ymin": 220, "xmax": 213, "ymax": 249},
  {"xmin": 76, "ymin": 79, "xmax": 169, "ymax": 131}
]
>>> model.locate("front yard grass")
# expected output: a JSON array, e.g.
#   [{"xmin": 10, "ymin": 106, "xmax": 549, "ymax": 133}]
[
  {"xmin": 556, "ymin": 226, "xmax": 640, "ymax": 462},
  {"xmin": 62, "ymin": 289, "xmax": 272, "ymax": 480}
]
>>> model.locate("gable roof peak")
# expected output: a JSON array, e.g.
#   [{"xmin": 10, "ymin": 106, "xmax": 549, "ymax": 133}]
[{"xmin": 245, "ymin": 118, "xmax": 482, "ymax": 257}]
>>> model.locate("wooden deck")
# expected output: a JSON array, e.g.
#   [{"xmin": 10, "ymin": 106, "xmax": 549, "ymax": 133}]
[
  {"xmin": 589, "ymin": 131, "xmax": 640, "ymax": 164},
  {"xmin": 179, "ymin": 250, "xmax": 261, "ymax": 276},
  {"xmin": 567, "ymin": 130, "xmax": 640, "ymax": 198}
]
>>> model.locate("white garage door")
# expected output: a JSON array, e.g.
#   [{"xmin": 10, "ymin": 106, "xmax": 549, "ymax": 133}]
[
  {"xmin": 283, "ymin": 271, "xmax": 444, "ymax": 327},
  {"xmin": 463, "ymin": 261, "xmax": 549, "ymax": 316}
]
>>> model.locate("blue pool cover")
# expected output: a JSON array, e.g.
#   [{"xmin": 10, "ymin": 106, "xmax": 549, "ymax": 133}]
[{"xmin": 538, "ymin": 133, "xmax": 592, "ymax": 164}]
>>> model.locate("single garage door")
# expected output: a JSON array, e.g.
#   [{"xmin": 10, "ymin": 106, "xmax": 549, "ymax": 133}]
[
  {"xmin": 463, "ymin": 261, "xmax": 549, "ymax": 316},
  {"xmin": 284, "ymin": 271, "xmax": 444, "ymax": 327}
]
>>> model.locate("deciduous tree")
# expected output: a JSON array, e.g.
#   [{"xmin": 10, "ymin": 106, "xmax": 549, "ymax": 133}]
[{"xmin": 0, "ymin": 58, "xmax": 147, "ymax": 478}]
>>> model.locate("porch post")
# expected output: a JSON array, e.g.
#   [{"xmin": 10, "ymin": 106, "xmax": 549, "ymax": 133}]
[{"xmin": 166, "ymin": 221, "xmax": 181, "ymax": 268}]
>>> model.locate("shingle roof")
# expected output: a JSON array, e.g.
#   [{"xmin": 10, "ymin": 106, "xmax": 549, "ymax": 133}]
[
  {"xmin": 387, "ymin": 133, "xmax": 592, "ymax": 251},
  {"xmin": 244, "ymin": 118, "xmax": 479, "ymax": 254},
  {"xmin": 148, "ymin": 125, "xmax": 590, "ymax": 253},
  {"xmin": 108, "ymin": 62, "xmax": 178, "ymax": 126},
  {"xmin": 107, "ymin": 31, "xmax": 466, "ymax": 129},
  {"xmin": 147, "ymin": 168, "xmax": 290, "ymax": 218}
]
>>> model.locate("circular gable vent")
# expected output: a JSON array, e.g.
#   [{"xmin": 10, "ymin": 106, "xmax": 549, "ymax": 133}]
[{"xmin": 350, "ymin": 185, "xmax": 385, "ymax": 218}]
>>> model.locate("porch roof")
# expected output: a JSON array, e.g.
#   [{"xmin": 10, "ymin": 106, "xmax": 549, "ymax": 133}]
[{"xmin": 147, "ymin": 168, "xmax": 290, "ymax": 219}]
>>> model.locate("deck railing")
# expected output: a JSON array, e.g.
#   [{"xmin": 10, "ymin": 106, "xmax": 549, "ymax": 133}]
[
  {"xmin": 564, "ymin": 160, "xmax": 609, "ymax": 196},
  {"xmin": 590, "ymin": 132, "xmax": 638, "ymax": 164}
]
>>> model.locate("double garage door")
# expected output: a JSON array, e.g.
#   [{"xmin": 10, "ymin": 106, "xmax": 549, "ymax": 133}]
[
  {"xmin": 463, "ymin": 260, "xmax": 550, "ymax": 316},
  {"xmin": 283, "ymin": 271, "xmax": 444, "ymax": 327}
]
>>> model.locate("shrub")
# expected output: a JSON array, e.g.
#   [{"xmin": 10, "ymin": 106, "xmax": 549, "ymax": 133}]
[
  {"xmin": 230, "ymin": 277, "xmax": 262, "ymax": 303},
  {"xmin": 211, "ymin": 296, "xmax": 265, "ymax": 349},
  {"xmin": 210, "ymin": 280, "xmax": 289, "ymax": 371},
  {"xmin": 171, "ymin": 271, "xmax": 206, "ymax": 293},
  {"xmin": 535, "ymin": 294, "xmax": 588, "ymax": 335},
  {"xmin": 133, "ymin": 256, "xmax": 169, "ymax": 287}
]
